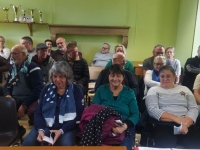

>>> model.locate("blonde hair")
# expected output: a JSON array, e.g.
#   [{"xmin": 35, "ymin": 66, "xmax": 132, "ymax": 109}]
[
  {"xmin": 154, "ymin": 55, "xmax": 166, "ymax": 65},
  {"xmin": 114, "ymin": 44, "xmax": 126, "ymax": 55}
]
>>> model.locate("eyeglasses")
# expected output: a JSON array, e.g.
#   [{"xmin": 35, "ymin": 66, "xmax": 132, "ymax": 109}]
[
  {"xmin": 10, "ymin": 52, "xmax": 23, "ymax": 56},
  {"xmin": 102, "ymin": 47, "xmax": 109, "ymax": 50},
  {"xmin": 0, "ymin": 41, "xmax": 5, "ymax": 43},
  {"xmin": 154, "ymin": 63, "xmax": 164, "ymax": 66},
  {"xmin": 155, "ymin": 52, "xmax": 164, "ymax": 55}
]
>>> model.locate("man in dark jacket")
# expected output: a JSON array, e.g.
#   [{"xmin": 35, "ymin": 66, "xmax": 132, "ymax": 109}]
[
  {"xmin": 95, "ymin": 52, "xmax": 139, "ymax": 96},
  {"xmin": 182, "ymin": 46, "xmax": 200, "ymax": 92},
  {"xmin": 63, "ymin": 42, "xmax": 89, "ymax": 94},
  {"xmin": 4, "ymin": 44, "xmax": 44, "ymax": 128}
]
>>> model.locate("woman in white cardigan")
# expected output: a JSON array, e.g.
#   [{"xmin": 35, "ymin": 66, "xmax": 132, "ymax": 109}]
[{"xmin": 144, "ymin": 55, "xmax": 166, "ymax": 96}]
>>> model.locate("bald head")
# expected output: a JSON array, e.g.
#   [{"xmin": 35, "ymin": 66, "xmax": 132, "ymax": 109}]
[
  {"xmin": 11, "ymin": 44, "xmax": 28, "ymax": 66},
  {"xmin": 56, "ymin": 37, "xmax": 67, "ymax": 51},
  {"xmin": 11, "ymin": 44, "xmax": 28, "ymax": 55},
  {"xmin": 112, "ymin": 52, "xmax": 126, "ymax": 67}
]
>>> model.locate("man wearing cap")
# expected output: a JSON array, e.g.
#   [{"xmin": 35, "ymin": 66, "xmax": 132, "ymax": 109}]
[
  {"xmin": 32, "ymin": 43, "xmax": 55, "ymax": 84},
  {"xmin": 52, "ymin": 37, "xmax": 68, "ymax": 61}
]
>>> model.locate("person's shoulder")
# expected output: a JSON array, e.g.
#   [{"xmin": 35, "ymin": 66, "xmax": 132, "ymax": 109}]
[
  {"xmin": 123, "ymin": 85, "xmax": 134, "ymax": 92},
  {"xmin": 3, "ymin": 47, "xmax": 10, "ymax": 51},
  {"xmin": 144, "ymin": 56, "xmax": 153, "ymax": 62}
]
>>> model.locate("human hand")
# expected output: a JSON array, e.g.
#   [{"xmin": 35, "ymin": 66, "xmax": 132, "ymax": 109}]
[
  {"xmin": 6, "ymin": 95, "xmax": 12, "ymax": 98},
  {"xmin": 18, "ymin": 105, "xmax": 26, "ymax": 117},
  {"xmin": 112, "ymin": 123, "xmax": 127, "ymax": 134},
  {"xmin": 180, "ymin": 124, "xmax": 188, "ymax": 135},
  {"xmin": 49, "ymin": 130, "xmax": 62, "ymax": 145},
  {"xmin": 37, "ymin": 130, "xmax": 45, "ymax": 142}
]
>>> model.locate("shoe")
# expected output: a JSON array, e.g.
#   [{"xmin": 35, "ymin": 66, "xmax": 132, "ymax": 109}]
[
  {"xmin": 19, "ymin": 125, "xmax": 26, "ymax": 137},
  {"xmin": 28, "ymin": 119, "xmax": 34, "ymax": 126}
]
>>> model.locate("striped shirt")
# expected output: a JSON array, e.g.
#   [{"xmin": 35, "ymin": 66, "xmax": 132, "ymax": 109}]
[{"xmin": 145, "ymin": 85, "xmax": 198, "ymax": 122}]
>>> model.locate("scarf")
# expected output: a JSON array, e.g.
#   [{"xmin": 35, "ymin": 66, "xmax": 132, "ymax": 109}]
[
  {"xmin": 152, "ymin": 68, "xmax": 160, "ymax": 82},
  {"xmin": 42, "ymin": 83, "xmax": 76, "ymax": 127},
  {"xmin": 8, "ymin": 56, "xmax": 32, "ymax": 87}
]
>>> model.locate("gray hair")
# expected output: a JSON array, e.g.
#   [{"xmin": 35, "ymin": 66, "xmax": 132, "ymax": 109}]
[
  {"xmin": 154, "ymin": 55, "xmax": 166, "ymax": 65},
  {"xmin": 21, "ymin": 46, "xmax": 28, "ymax": 55},
  {"xmin": 49, "ymin": 61, "xmax": 74, "ymax": 84}
]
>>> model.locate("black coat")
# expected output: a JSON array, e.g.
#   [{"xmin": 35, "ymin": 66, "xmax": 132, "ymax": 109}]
[
  {"xmin": 95, "ymin": 68, "xmax": 139, "ymax": 96},
  {"xmin": 63, "ymin": 55, "xmax": 89, "ymax": 94},
  {"xmin": 182, "ymin": 56, "xmax": 200, "ymax": 92}
]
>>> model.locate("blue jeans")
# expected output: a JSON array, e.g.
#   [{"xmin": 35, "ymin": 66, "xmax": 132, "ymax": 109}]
[
  {"xmin": 23, "ymin": 127, "xmax": 77, "ymax": 146},
  {"xmin": 120, "ymin": 127, "xmax": 135, "ymax": 150}
]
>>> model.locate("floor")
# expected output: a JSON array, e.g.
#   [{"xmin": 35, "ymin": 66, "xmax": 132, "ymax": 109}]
[{"xmin": 18, "ymin": 115, "xmax": 33, "ymax": 140}]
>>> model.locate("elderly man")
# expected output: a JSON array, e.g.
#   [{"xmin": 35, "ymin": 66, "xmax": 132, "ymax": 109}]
[
  {"xmin": 91, "ymin": 43, "xmax": 113, "ymax": 67},
  {"xmin": 63, "ymin": 42, "xmax": 89, "ymax": 94},
  {"xmin": 182, "ymin": 46, "xmax": 200, "ymax": 92},
  {"xmin": 142, "ymin": 44, "xmax": 165, "ymax": 76},
  {"xmin": 52, "ymin": 37, "xmax": 68, "ymax": 61},
  {"xmin": 4, "ymin": 44, "xmax": 44, "ymax": 127},
  {"xmin": 32, "ymin": 43, "xmax": 55, "ymax": 84},
  {"xmin": 0, "ymin": 36, "xmax": 10, "ymax": 60},
  {"xmin": 95, "ymin": 52, "xmax": 139, "ymax": 96},
  {"xmin": 20, "ymin": 36, "xmax": 36, "ymax": 58}
]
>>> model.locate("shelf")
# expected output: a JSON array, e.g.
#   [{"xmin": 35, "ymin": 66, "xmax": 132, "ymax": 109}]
[
  {"xmin": 0, "ymin": 22, "xmax": 48, "ymax": 36},
  {"xmin": 48, "ymin": 24, "xmax": 130, "ymax": 48}
]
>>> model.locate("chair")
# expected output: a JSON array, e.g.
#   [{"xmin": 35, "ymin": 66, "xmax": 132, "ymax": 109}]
[
  {"xmin": 87, "ymin": 66, "xmax": 104, "ymax": 106},
  {"xmin": 0, "ymin": 97, "xmax": 22, "ymax": 146}
]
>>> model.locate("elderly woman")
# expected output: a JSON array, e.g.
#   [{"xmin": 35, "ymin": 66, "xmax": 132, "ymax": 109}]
[
  {"xmin": 105, "ymin": 45, "xmax": 134, "ymax": 73},
  {"xmin": 144, "ymin": 55, "xmax": 166, "ymax": 89},
  {"xmin": 165, "ymin": 46, "xmax": 181, "ymax": 84},
  {"xmin": 23, "ymin": 61, "xmax": 84, "ymax": 146},
  {"xmin": 92, "ymin": 64, "xmax": 139, "ymax": 150},
  {"xmin": 145, "ymin": 65, "xmax": 200, "ymax": 148}
]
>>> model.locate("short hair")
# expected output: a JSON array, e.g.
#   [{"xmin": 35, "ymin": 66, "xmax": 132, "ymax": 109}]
[
  {"xmin": 108, "ymin": 64, "xmax": 125, "ymax": 77},
  {"xmin": 0, "ymin": 36, "xmax": 5, "ymax": 41},
  {"xmin": 44, "ymin": 39, "xmax": 53, "ymax": 44},
  {"xmin": 165, "ymin": 46, "xmax": 175, "ymax": 53},
  {"xmin": 113, "ymin": 52, "xmax": 125, "ymax": 59},
  {"xmin": 67, "ymin": 42, "xmax": 77, "ymax": 51},
  {"xmin": 21, "ymin": 36, "xmax": 33, "ymax": 44},
  {"xmin": 153, "ymin": 44, "xmax": 164, "ymax": 52},
  {"xmin": 154, "ymin": 55, "xmax": 166, "ymax": 65},
  {"xmin": 49, "ymin": 61, "xmax": 74, "ymax": 84},
  {"xmin": 12, "ymin": 44, "xmax": 28, "ymax": 55},
  {"xmin": 114, "ymin": 44, "xmax": 126, "ymax": 55},
  {"xmin": 103, "ymin": 43, "xmax": 110, "ymax": 49},
  {"xmin": 159, "ymin": 65, "xmax": 176, "ymax": 76}
]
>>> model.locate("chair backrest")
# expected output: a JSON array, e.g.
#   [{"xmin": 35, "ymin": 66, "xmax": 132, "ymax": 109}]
[
  {"xmin": 0, "ymin": 97, "xmax": 19, "ymax": 146},
  {"xmin": 89, "ymin": 66, "xmax": 104, "ymax": 80}
]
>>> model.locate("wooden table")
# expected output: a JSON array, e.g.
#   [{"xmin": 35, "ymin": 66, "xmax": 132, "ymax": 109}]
[
  {"xmin": 132, "ymin": 61, "xmax": 143, "ymax": 76},
  {"xmin": 0, "ymin": 146, "xmax": 126, "ymax": 150}
]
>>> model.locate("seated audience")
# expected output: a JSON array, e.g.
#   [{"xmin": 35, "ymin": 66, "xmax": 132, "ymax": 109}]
[
  {"xmin": 95, "ymin": 52, "xmax": 139, "ymax": 96},
  {"xmin": 44, "ymin": 39, "xmax": 54, "ymax": 56},
  {"xmin": 4, "ymin": 44, "xmax": 44, "ymax": 128},
  {"xmin": 92, "ymin": 64, "xmax": 139, "ymax": 150},
  {"xmin": 105, "ymin": 44, "xmax": 134, "ymax": 73},
  {"xmin": 63, "ymin": 42, "xmax": 89, "ymax": 94},
  {"xmin": 32, "ymin": 43, "xmax": 55, "ymax": 84},
  {"xmin": 20, "ymin": 36, "xmax": 36, "ymax": 58},
  {"xmin": 91, "ymin": 43, "xmax": 112, "ymax": 67},
  {"xmin": 23, "ymin": 61, "xmax": 84, "ymax": 146},
  {"xmin": 143, "ymin": 44, "xmax": 165, "ymax": 76},
  {"xmin": 0, "ymin": 36, "xmax": 10, "ymax": 60},
  {"xmin": 52, "ymin": 37, "xmax": 67, "ymax": 61},
  {"xmin": 145, "ymin": 65, "xmax": 200, "ymax": 149},
  {"xmin": 182, "ymin": 46, "xmax": 200, "ymax": 92},
  {"xmin": 165, "ymin": 46, "xmax": 181, "ymax": 84}
]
